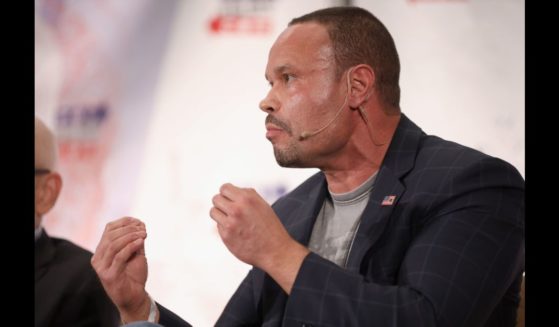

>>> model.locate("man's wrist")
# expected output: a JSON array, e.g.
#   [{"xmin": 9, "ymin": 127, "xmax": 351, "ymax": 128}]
[
  {"xmin": 120, "ymin": 293, "xmax": 153, "ymax": 324},
  {"xmin": 263, "ymin": 240, "xmax": 310, "ymax": 294}
]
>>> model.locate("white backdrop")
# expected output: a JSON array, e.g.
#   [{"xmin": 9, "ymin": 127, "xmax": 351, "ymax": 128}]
[{"xmin": 35, "ymin": 1, "xmax": 524, "ymax": 326}]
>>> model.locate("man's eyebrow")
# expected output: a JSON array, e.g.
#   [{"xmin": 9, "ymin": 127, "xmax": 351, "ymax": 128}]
[
  {"xmin": 265, "ymin": 64, "xmax": 292, "ymax": 81},
  {"xmin": 275, "ymin": 65, "xmax": 292, "ymax": 75}
]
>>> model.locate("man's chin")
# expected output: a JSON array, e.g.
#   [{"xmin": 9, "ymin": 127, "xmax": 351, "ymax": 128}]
[
  {"xmin": 276, "ymin": 159, "xmax": 297, "ymax": 168},
  {"xmin": 273, "ymin": 148, "xmax": 298, "ymax": 168},
  {"xmin": 274, "ymin": 150, "xmax": 313, "ymax": 168}
]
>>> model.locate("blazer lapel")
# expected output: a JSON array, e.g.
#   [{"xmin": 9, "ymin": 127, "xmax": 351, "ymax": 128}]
[
  {"xmin": 345, "ymin": 167, "xmax": 405, "ymax": 272},
  {"xmin": 345, "ymin": 114, "xmax": 424, "ymax": 273},
  {"xmin": 283, "ymin": 174, "xmax": 328, "ymax": 247}
]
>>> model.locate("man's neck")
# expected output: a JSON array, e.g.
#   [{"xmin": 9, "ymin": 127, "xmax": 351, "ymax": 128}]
[
  {"xmin": 323, "ymin": 164, "xmax": 379, "ymax": 194},
  {"xmin": 322, "ymin": 112, "xmax": 400, "ymax": 193}
]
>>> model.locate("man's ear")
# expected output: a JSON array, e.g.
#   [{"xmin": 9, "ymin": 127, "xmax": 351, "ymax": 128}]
[
  {"xmin": 348, "ymin": 64, "xmax": 375, "ymax": 109},
  {"xmin": 36, "ymin": 173, "xmax": 63, "ymax": 215}
]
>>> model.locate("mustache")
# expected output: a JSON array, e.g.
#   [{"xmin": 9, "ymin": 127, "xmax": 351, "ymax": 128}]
[{"xmin": 265, "ymin": 115, "xmax": 293, "ymax": 135}]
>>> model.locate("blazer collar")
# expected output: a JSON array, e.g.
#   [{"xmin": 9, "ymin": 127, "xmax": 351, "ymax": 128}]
[
  {"xmin": 344, "ymin": 114, "xmax": 424, "ymax": 272},
  {"xmin": 380, "ymin": 114, "xmax": 424, "ymax": 178}
]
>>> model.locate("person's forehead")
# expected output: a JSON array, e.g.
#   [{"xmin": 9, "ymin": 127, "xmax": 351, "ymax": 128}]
[
  {"xmin": 266, "ymin": 22, "xmax": 333, "ymax": 75},
  {"xmin": 276, "ymin": 22, "xmax": 330, "ymax": 45}
]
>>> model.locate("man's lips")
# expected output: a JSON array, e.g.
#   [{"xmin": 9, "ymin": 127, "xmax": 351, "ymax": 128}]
[{"xmin": 266, "ymin": 124, "xmax": 284, "ymax": 138}]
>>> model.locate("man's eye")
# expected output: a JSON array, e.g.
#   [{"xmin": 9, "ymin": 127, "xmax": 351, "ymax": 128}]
[{"xmin": 283, "ymin": 74, "xmax": 294, "ymax": 83}]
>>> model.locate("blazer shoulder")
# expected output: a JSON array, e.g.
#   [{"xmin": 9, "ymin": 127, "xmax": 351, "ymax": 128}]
[
  {"xmin": 48, "ymin": 237, "xmax": 96, "ymax": 275},
  {"xmin": 418, "ymin": 135, "xmax": 487, "ymax": 165},
  {"xmin": 50, "ymin": 237, "xmax": 93, "ymax": 258},
  {"xmin": 416, "ymin": 135, "xmax": 523, "ymax": 180}
]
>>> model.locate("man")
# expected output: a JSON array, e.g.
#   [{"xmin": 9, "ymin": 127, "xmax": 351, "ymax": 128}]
[
  {"xmin": 35, "ymin": 117, "xmax": 120, "ymax": 327},
  {"xmin": 92, "ymin": 7, "xmax": 524, "ymax": 327}
]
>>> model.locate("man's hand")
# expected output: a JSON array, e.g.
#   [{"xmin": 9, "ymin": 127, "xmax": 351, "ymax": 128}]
[
  {"xmin": 210, "ymin": 183, "xmax": 309, "ymax": 293},
  {"xmin": 91, "ymin": 217, "xmax": 153, "ymax": 322}
]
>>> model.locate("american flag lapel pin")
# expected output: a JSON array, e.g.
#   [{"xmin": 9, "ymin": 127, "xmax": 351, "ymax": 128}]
[{"xmin": 381, "ymin": 195, "xmax": 396, "ymax": 206}]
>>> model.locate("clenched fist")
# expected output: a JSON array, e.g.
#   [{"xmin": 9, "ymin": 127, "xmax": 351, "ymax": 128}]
[{"xmin": 210, "ymin": 183, "xmax": 309, "ymax": 294}]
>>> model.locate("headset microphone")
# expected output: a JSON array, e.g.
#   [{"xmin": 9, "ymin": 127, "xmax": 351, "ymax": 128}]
[{"xmin": 299, "ymin": 68, "xmax": 354, "ymax": 141}]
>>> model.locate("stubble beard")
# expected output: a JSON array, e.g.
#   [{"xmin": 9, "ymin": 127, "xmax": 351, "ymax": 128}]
[{"xmin": 273, "ymin": 141, "xmax": 302, "ymax": 167}]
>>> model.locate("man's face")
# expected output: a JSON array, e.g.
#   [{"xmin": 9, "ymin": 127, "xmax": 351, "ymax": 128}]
[
  {"xmin": 34, "ymin": 169, "xmax": 60, "ymax": 229},
  {"xmin": 34, "ymin": 173, "xmax": 46, "ymax": 229},
  {"xmin": 260, "ymin": 23, "xmax": 352, "ymax": 168}
]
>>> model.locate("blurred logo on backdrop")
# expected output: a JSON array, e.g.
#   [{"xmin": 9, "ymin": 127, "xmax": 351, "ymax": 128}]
[
  {"xmin": 52, "ymin": 100, "xmax": 116, "ymax": 247},
  {"xmin": 36, "ymin": 0, "xmax": 119, "ymax": 249},
  {"xmin": 36, "ymin": 0, "xmax": 178, "ymax": 250},
  {"xmin": 208, "ymin": 0, "xmax": 274, "ymax": 35}
]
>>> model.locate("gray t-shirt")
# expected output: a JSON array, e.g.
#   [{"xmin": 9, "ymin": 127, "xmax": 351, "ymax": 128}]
[{"xmin": 308, "ymin": 172, "xmax": 377, "ymax": 267}]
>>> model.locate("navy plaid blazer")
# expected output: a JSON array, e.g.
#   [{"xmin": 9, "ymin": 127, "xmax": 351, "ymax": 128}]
[{"xmin": 158, "ymin": 114, "xmax": 525, "ymax": 327}]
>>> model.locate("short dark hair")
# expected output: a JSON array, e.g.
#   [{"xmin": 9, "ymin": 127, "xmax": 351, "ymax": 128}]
[{"xmin": 289, "ymin": 7, "xmax": 401, "ymax": 109}]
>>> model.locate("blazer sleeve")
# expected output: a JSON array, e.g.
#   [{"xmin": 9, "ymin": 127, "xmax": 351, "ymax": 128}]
[
  {"xmin": 156, "ymin": 268, "xmax": 264, "ymax": 326},
  {"xmin": 215, "ymin": 268, "xmax": 265, "ymax": 326},
  {"xmin": 282, "ymin": 157, "xmax": 525, "ymax": 327},
  {"xmin": 157, "ymin": 303, "xmax": 193, "ymax": 327}
]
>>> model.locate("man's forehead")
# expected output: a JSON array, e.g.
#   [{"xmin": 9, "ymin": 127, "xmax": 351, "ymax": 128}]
[
  {"xmin": 274, "ymin": 22, "xmax": 330, "ymax": 50},
  {"xmin": 266, "ymin": 23, "xmax": 333, "ymax": 75}
]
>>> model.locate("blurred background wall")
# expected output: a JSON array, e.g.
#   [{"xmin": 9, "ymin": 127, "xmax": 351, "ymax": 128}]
[{"xmin": 35, "ymin": 0, "xmax": 524, "ymax": 325}]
